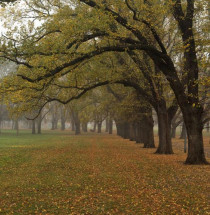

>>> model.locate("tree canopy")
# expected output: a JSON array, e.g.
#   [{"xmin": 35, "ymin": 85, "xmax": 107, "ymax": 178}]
[{"xmin": 0, "ymin": 0, "xmax": 209, "ymax": 164}]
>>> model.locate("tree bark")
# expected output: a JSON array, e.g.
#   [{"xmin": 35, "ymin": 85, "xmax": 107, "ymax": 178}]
[
  {"xmin": 15, "ymin": 120, "xmax": 19, "ymax": 136},
  {"xmin": 61, "ymin": 107, "xmax": 66, "ymax": 131},
  {"xmin": 171, "ymin": 126, "xmax": 176, "ymax": 138},
  {"xmin": 155, "ymin": 100, "xmax": 173, "ymax": 154},
  {"xmin": 108, "ymin": 119, "xmax": 113, "ymax": 134},
  {"xmin": 143, "ymin": 113, "xmax": 155, "ymax": 148},
  {"xmin": 115, "ymin": 121, "xmax": 123, "ymax": 136},
  {"xmin": 171, "ymin": 111, "xmax": 182, "ymax": 138},
  {"xmin": 37, "ymin": 113, "xmax": 42, "ymax": 134},
  {"xmin": 61, "ymin": 120, "xmax": 65, "ymax": 131},
  {"xmin": 97, "ymin": 121, "xmax": 102, "ymax": 133},
  {"xmin": 129, "ymin": 123, "xmax": 135, "ymax": 141},
  {"xmin": 135, "ymin": 122, "xmax": 144, "ymax": 144},
  {"xmin": 105, "ymin": 118, "xmax": 109, "ymax": 132},
  {"xmin": 206, "ymin": 122, "xmax": 209, "ymax": 132},
  {"xmin": 183, "ymin": 108, "xmax": 207, "ymax": 164},
  {"xmin": 122, "ymin": 122, "xmax": 129, "ymax": 139},
  {"xmin": 72, "ymin": 111, "xmax": 80, "ymax": 135},
  {"xmin": 82, "ymin": 122, "xmax": 88, "ymax": 132},
  {"xmin": 75, "ymin": 121, "xmax": 80, "ymax": 135},
  {"xmin": 71, "ymin": 120, "xmax": 75, "ymax": 131},
  {"xmin": 172, "ymin": 1, "xmax": 208, "ymax": 164},
  {"xmin": 180, "ymin": 123, "xmax": 186, "ymax": 139},
  {"xmin": 32, "ymin": 120, "xmax": 36, "ymax": 134},
  {"xmin": 51, "ymin": 118, "xmax": 58, "ymax": 130},
  {"xmin": 89, "ymin": 121, "xmax": 96, "ymax": 132}
]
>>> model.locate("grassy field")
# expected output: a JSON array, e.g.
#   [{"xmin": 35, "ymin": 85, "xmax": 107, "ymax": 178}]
[{"xmin": 0, "ymin": 130, "xmax": 209, "ymax": 215}]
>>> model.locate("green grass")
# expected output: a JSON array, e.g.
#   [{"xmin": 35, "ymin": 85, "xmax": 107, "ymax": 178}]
[{"xmin": 0, "ymin": 130, "xmax": 209, "ymax": 214}]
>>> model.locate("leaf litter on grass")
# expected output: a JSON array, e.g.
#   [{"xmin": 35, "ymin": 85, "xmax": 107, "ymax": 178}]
[{"xmin": 0, "ymin": 132, "xmax": 209, "ymax": 214}]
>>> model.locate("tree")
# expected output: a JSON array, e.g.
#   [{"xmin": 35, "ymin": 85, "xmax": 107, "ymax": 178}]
[
  {"xmin": 0, "ymin": 0, "xmax": 209, "ymax": 163},
  {"xmin": 106, "ymin": 84, "xmax": 155, "ymax": 148}
]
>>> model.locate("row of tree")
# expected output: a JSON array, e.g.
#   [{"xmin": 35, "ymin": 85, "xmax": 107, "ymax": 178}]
[{"xmin": 0, "ymin": 0, "xmax": 209, "ymax": 164}]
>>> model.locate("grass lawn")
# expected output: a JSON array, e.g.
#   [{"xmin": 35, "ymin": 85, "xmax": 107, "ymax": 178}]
[{"xmin": 0, "ymin": 130, "xmax": 209, "ymax": 215}]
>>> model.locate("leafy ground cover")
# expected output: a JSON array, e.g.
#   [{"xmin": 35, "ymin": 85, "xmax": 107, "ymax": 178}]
[{"xmin": 0, "ymin": 130, "xmax": 209, "ymax": 214}]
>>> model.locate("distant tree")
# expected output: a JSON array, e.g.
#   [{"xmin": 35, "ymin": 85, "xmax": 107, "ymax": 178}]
[{"xmin": 0, "ymin": 0, "xmax": 209, "ymax": 164}]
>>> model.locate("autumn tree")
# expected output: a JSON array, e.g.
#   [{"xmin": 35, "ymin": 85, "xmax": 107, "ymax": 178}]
[{"xmin": 0, "ymin": 0, "xmax": 209, "ymax": 164}]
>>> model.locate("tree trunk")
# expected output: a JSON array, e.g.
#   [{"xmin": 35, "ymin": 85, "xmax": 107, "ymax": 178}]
[
  {"xmin": 206, "ymin": 122, "xmax": 209, "ymax": 132},
  {"xmin": 122, "ymin": 122, "xmax": 129, "ymax": 139},
  {"xmin": 61, "ymin": 120, "xmax": 65, "ymax": 131},
  {"xmin": 115, "ymin": 121, "xmax": 122, "ymax": 136},
  {"xmin": 143, "ymin": 114, "xmax": 155, "ymax": 148},
  {"xmin": 51, "ymin": 120, "xmax": 55, "ymax": 130},
  {"xmin": 97, "ymin": 122, "xmax": 102, "ymax": 133},
  {"xmin": 71, "ymin": 120, "xmax": 75, "ymax": 131},
  {"xmin": 105, "ymin": 118, "xmax": 109, "ymax": 132},
  {"xmin": 170, "ymin": 111, "xmax": 182, "ymax": 138},
  {"xmin": 92, "ymin": 121, "xmax": 96, "ymax": 132},
  {"xmin": 75, "ymin": 121, "xmax": 80, "ymax": 135},
  {"xmin": 37, "ymin": 113, "xmax": 42, "ymax": 134},
  {"xmin": 129, "ymin": 123, "xmax": 136, "ymax": 141},
  {"xmin": 54, "ymin": 120, "xmax": 58, "ymax": 129},
  {"xmin": 183, "ymin": 109, "xmax": 207, "ymax": 164},
  {"xmin": 135, "ymin": 122, "xmax": 142, "ymax": 143},
  {"xmin": 172, "ymin": 2, "xmax": 207, "ymax": 164},
  {"xmin": 32, "ymin": 120, "xmax": 36, "ymax": 134},
  {"xmin": 61, "ymin": 108, "xmax": 66, "ymax": 131},
  {"xmin": 171, "ymin": 125, "xmax": 176, "ymax": 138},
  {"xmin": 108, "ymin": 119, "xmax": 113, "ymax": 134},
  {"xmin": 180, "ymin": 123, "xmax": 186, "ymax": 139},
  {"xmin": 15, "ymin": 120, "xmax": 19, "ymax": 136},
  {"xmin": 82, "ymin": 122, "xmax": 88, "ymax": 132},
  {"xmin": 72, "ymin": 111, "xmax": 80, "ymax": 135},
  {"xmin": 155, "ymin": 101, "xmax": 173, "ymax": 154},
  {"xmin": 51, "ymin": 117, "xmax": 58, "ymax": 130}
]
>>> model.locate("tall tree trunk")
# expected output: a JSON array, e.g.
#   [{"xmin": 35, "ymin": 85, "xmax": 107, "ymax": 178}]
[
  {"xmin": 206, "ymin": 122, "xmax": 209, "ymax": 132},
  {"xmin": 155, "ymin": 101, "xmax": 173, "ymax": 154},
  {"xmin": 172, "ymin": 1, "xmax": 207, "ymax": 164},
  {"xmin": 97, "ymin": 122, "xmax": 102, "ymax": 133},
  {"xmin": 183, "ymin": 108, "xmax": 207, "ymax": 164},
  {"xmin": 122, "ymin": 122, "xmax": 129, "ymax": 139},
  {"xmin": 108, "ymin": 119, "xmax": 113, "ymax": 134},
  {"xmin": 51, "ymin": 120, "xmax": 55, "ymax": 130},
  {"xmin": 171, "ymin": 112, "xmax": 182, "ymax": 138},
  {"xmin": 135, "ymin": 122, "xmax": 142, "ymax": 144},
  {"xmin": 51, "ymin": 117, "xmax": 58, "ymax": 130},
  {"xmin": 116, "ymin": 122, "xmax": 120, "ymax": 135},
  {"xmin": 115, "ymin": 121, "xmax": 122, "ymax": 136},
  {"xmin": 32, "ymin": 120, "xmax": 36, "ymax": 134},
  {"xmin": 61, "ymin": 120, "xmax": 65, "ymax": 131},
  {"xmin": 82, "ymin": 122, "xmax": 88, "ymax": 132},
  {"xmin": 61, "ymin": 107, "xmax": 66, "ymax": 131},
  {"xmin": 105, "ymin": 118, "xmax": 109, "ymax": 132},
  {"xmin": 54, "ymin": 120, "xmax": 58, "ymax": 129},
  {"xmin": 37, "ymin": 113, "xmax": 42, "ymax": 134},
  {"xmin": 129, "ymin": 123, "xmax": 136, "ymax": 141},
  {"xmin": 171, "ymin": 125, "xmax": 176, "ymax": 138},
  {"xmin": 71, "ymin": 119, "xmax": 75, "ymax": 131},
  {"xmin": 15, "ymin": 120, "xmax": 19, "ymax": 136},
  {"xmin": 72, "ymin": 111, "xmax": 80, "ymax": 135},
  {"xmin": 180, "ymin": 123, "xmax": 186, "ymax": 139},
  {"xmin": 92, "ymin": 121, "xmax": 96, "ymax": 132},
  {"xmin": 75, "ymin": 121, "xmax": 80, "ymax": 135},
  {"xmin": 143, "ymin": 114, "xmax": 155, "ymax": 148}
]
